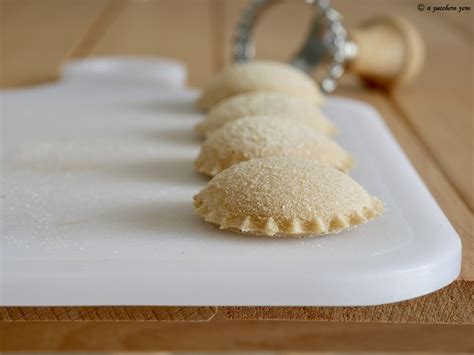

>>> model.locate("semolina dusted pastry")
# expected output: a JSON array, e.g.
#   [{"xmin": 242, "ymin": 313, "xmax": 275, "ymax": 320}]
[
  {"xmin": 196, "ymin": 92, "xmax": 336, "ymax": 137},
  {"xmin": 193, "ymin": 157, "xmax": 384, "ymax": 237},
  {"xmin": 195, "ymin": 116, "xmax": 353, "ymax": 176},
  {"xmin": 196, "ymin": 61, "xmax": 324, "ymax": 110}
]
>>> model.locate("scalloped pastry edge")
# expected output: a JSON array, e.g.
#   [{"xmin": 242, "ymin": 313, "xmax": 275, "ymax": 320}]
[
  {"xmin": 193, "ymin": 194, "xmax": 385, "ymax": 237},
  {"xmin": 195, "ymin": 152, "xmax": 355, "ymax": 177},
  {"xmin": 194, "ymin": 118, "xmax": 339, "ymax": 138}
]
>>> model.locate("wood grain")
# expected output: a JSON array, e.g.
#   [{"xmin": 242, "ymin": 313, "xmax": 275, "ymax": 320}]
[
  {"xmin": 87, "ymin": 0, "xmax": 214, "ymax": 87},
  {"xmin": 434, "ymin": 2, "xmax": 474, "ymax": 37},
  {"xmin": 0, "ymin": 306, "xmax": 216, "ymax": 322},
  {"xmin": 393, "ymin": 1, "xmax": 474, "ymax": 210},
  {"xmin": 0, "ymin": 0, "xmax": 109, "ymax": 87},
  {"xmin": 66, "ymin": 0, "xmax": 126, "ymax": 59},
  {"xmin": 0, "ymin": 0, "xmax": 472, "ymax": 329},
  {"xmin": 1, "ymin": 319, "xmax": 473, "ymax": 351},
  {"xmin": 220, "ymin": 281, "xmax": 473, "ymax": 323}
]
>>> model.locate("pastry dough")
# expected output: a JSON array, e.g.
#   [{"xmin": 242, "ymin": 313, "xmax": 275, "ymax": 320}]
[
  {"xmin": 194, "ymin": 157, "xmax": 384, "ymax": 237},
  {"xmin": 196, "ymin": 61, "xmax": 325, "ymax": 110},
  {"xmin": 195, "ymin": 116, "xmax": 353, "ymax": 176},
  {"xmin": 196, "ymin": 92, "xmax": 336, "ymax": 137}
]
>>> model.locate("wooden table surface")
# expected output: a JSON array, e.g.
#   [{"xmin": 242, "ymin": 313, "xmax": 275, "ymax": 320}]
[{"xmin": 0, "ymin": 0, "xmax": 472, "ymax": 351}]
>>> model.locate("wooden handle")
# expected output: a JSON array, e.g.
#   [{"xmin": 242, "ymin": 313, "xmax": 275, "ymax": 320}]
[{"xmin": 348, "ymin": 16, "xmax": 425, "ymax": 88}]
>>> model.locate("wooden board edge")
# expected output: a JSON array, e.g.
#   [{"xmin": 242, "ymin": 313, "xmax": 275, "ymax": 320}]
[
  {"xmin": 1, "ymin": 319, "xmax": 473, "ymax": 351},
  {"xmin": 0, "ymin": 306, "xmax": 217, "ymax": 322},
  {"xmin": 218, "ymin": 280, "xmax": 473, "ymax": 324}
]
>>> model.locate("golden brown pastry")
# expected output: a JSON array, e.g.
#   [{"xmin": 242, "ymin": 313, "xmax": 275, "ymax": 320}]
[
  {"xmin": 194, "ymin": 157, "xmax": 384, "ymax": 237},
  {"xmin": 196, "ymin": 61, "xmax": 324, "ymax": 110},
  {"xmin": 195, "ymin": 116, "xmax": 353, "ymax": 176},
  {"xmin": 196, "ymin": 92, "xmax": 336, "ymax": 137}
]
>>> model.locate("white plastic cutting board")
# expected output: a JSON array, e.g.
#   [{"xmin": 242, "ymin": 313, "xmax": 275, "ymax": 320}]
[{"xmin": 0, "ymin": 58, "xmax": 461, "ymax": 306}]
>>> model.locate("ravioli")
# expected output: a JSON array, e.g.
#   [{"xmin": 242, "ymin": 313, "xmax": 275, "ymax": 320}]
[
  {"xmin": 194, "ymin": 157, "xmax": 384, "ymax": 237},
  {"xmin": 195, "ymin": 116, "xmax": 352, "ymax": 176},
  {"xmin": 196, "ymin": 61, "xmax": 324, "ymax": 110},
  {"xmin": 196, "ymin": 92, "xmax": 335, "ymax": 137}
]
